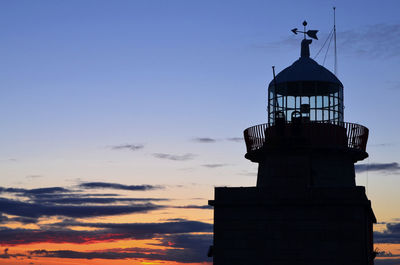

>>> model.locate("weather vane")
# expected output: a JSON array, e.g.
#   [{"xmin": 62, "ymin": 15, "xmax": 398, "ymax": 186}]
[{"xmin": 291, "ymin": 20, "xmax": 318, "ymax": 40}]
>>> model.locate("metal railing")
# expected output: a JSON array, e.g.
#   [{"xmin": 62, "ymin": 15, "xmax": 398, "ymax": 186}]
[{"xmin": 243, "ymin": 121, "xmax": 368, "ymax": 153}]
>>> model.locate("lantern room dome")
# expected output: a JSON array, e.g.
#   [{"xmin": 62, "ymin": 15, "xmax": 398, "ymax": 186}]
[
  {"xmin": 268, "ymin": 56, "xmax": 343, "ymax": 88},
  {"xmin": 267, "ymin": 39, "xmax": 344, "ymax": 124}
]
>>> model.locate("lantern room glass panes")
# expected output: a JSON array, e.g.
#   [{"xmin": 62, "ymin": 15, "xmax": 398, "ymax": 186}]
[{"xmin": 268, "ymin": 81, "xmax": 343, "ymax": 124}]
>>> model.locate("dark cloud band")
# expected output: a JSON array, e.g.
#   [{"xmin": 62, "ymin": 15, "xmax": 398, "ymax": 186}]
[
  {"xmin": 0, "ymin": 220, "xmax": 212, "ymax": 245},
  {"xmin": 78, "ymin": 182, "xmax": 162, "ymax": 191},
  {"xmin": 355, "ymin": 162, "xmax": 400, "ymax": 173}
]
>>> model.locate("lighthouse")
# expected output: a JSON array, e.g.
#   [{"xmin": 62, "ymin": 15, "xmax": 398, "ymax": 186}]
[{"xmin": 209, "ymin": 22, "xmax": 376, "ymax": 265}]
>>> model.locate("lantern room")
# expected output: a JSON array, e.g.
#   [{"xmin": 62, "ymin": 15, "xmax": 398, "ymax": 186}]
[{"xmin": 268, "ymin": 39, "xmax": 344, "ymax": 124}]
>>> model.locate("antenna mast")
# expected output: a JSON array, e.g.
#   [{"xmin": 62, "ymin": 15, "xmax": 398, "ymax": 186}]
[{"xmin": 333, "ymin": 7, "xmax": 337, "ymax": 76}]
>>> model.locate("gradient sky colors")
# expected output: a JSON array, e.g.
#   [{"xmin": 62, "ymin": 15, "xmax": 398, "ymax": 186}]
[{"xmin": 1, "ymin": 0, "xmax": 400, "ymax": 264}]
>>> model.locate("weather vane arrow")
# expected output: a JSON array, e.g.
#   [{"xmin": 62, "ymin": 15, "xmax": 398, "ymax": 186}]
[
  {"xmin": 291, "ymin": 28, "xmax": 319, "ymax": 40},
  {"xmin": 291, "ymin": 21, "xmax": 319, "ymax": 40}
]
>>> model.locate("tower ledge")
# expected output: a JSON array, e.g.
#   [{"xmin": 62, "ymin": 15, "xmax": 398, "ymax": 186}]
[{"xmin": 244, "ymin": 121, "xmax": 368, "ymax": 163}]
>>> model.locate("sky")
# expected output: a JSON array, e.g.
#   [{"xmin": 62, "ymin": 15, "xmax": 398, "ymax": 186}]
[{"xmin": 0, "ymin": 0, "xmax": 400, "ymax": 264}]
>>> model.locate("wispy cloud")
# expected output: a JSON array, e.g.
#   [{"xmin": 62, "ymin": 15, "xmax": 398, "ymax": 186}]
[
  {"xmin": 386, "ymin": 81, "xmax": 400, "ymax": 90},
  {"xmin": 226, "ymin": 137, "xmax": 244, "ymax": 142},
  {"xmin": 355, "ymin": 162, "xmax": 400, "ymax": 173},
  {"xmin": 369, "ymin": 142, "xmax": 395, "ymax": 147},
  {"xmin": 238, "ymin": 171, "xmax": 257, "ymax": 176},
  {"xmin": 174, "ymin": 205, "xmax": 212, "ymax": 209},
  {"xmin": 111, "ymin": 144, "xmax": 144, "ymax": 151},
  {"xmin": 153, "ymin": 153, "xmax": 196, "ymax": 161},
  {"xmin": 0, "ymin": 197, "xmax": 162, "ymax": 218},
  {"xmin": 78, "ymin": 182, "xmax": 162, "ymax": 191},
  {"xmin": 192, "ymin": 137, "xmax": 217, "ymax": 143},
  {"xmin": 1, "ymin": 183, "xmax": 162, "ymax": 199},
  {"xmin": 25, "ymin": 175, "xmax": 43, "ymax": 179},
  {"xmin": 0, "ymin": 186, "xmax": 70, "ymax": 196},
  {"xmin": 338, "ymin": 23, "xmax": 400, "ymax": 59},
  {"xmin": 192, "ymin": 137, "xmax": 244, "ymax": 143},
  {"xmin": 259, "ymin": 24, "xmax": 400, "ymax": 60},
  {"xmin": 32, "ymin": 197, "xmax": 168, "ymax": 205},
  {"xmin": 202, "ymin": 164, "xmax": 228, "ymax": 168}
]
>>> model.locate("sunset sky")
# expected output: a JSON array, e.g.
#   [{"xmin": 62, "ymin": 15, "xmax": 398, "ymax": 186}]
[{"xmin": 1, "ymin": 0, "xmax": 400, "ymax": 264}]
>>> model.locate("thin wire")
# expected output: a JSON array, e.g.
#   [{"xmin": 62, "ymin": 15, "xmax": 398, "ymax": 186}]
[
  {"xmin": 333, "ymin": 7, "xmax": 337, "ymax": 76},
  {"xmin": 313, "ymin": 28, "xmax": 334, "ymax": 59},
  {"xmin": 322, "ymin": 32, "xmax": 334, "ymax": 66}
]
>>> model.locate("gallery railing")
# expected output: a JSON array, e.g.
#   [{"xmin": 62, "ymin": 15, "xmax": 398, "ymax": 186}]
[{"xmin": 243, "ymin": 121, "xmax": 369, "ymax": 153}]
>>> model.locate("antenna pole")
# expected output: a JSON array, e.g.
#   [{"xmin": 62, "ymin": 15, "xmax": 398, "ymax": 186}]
[
  {"xmin": 268, "ymin": 66, "xmax": 279, "ymax": 123},
  {"xmin": 272, "ymin": 66, "xmax": 278, "ymax": 118},
  {"xmin": 333, "ymin": 7, "xmax": 337, "ymax": 76}
]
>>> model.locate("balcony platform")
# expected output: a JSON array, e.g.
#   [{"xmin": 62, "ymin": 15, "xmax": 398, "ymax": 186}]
[{"xmin": 244, "ymin": 122, "xmax": 368, "ymax": 163}]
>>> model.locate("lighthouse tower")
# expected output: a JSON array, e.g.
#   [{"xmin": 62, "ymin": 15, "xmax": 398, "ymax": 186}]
[{"xmin": 209, "ymin": 23, "xmax": 376, "ymax": 265}]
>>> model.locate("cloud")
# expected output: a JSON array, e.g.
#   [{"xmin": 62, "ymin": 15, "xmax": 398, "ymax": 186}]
[
  {"xmin": 111, "ymin": 144, "xmax": 144, "ymax": 151},
  {"xmin": 57, "ymin": 220, "xmax": 212, "ymax": 234},
  {"xmin": 25, "ymin": 187, "xmax": 70, "ymax": 195},
  {"xmin": 260, "ymin": 24, "xmax": 400, "ymax": 60},
  {"xmin": 386, "ymin": 81, "xmax": 400, "ymax": 90},
  {"xmin": 374, "ymin": 222, "xmax": 400, "ymax": 244},
  {"xmin": 0, "ymin": 183, "xmax": 169, "ymax": 223},
  {"xmin": 0, "ymin": 180, "xmax": 213, "ymax": 264},
  {"xmin": 0, "ymin": 220, "xmax": 212, "ymax": 245},
  {"xmin": 22, "ymin": 233, "xmax": 212, "ymax": 263},
  {"xmin": 25, "ymin": 175, "xmax": 43, "ymax": 179},
  {"xmin": 376, "ymin": 250, "xmax": 400, "ymax": 257},
  {"xmin": 202, "ymin": 164, "xmax": 228, "ymax": 168},
  {"xmin": 153, "ymin": 153, "xmax": 196, "ymax": 161},
  {"xmin": 31, "ymin": 197, "xmax": 168, "ymax": 205},
  {"xmin": 375, "ymin": 259, "xmax": 400, "ymax": 265},
  {"xmin": 226, "ymin": 137, "xmax": 244, "ymax": 142},
  {"xmin": 22, "ymin": 192, "xmax": 121, "ymax": 202},
  {"xmin": 0, "ymin": 197, "xmax": 162, "ymax": 219},
  {"xmin": 192, "ymin": 137, "xmax": 244, "ymax": 143},
  {"xmin": 0, "ymin": 214, "xmax": 8, "ymax": 223},
  {"xmin": 192, "ymin": 137, "xmax": 217, "ymax": 143},
  {"xmin": 4, "ymin": 216, "xmax": 38, "ymax": 224},
  {"xmin": 337, "ymin": 23, "xmax": 400, "ymax": 59},
  {"xmin": 151, "ymin": 233, "xmax": 213, "ymax": 263},
  {"xmin": 78, "ymin": 182, "xmax": 162, "ymax": 191},
  {"xmin": 0, "ymin": 187, "xmax": 76, "ymax": 197},
  {"xmin": 174, "ymin": 205, "xmax": 212, "ymax": 209},
  {"xmin": 238, "ymin": 171, "xmax": 257, "ymax": 176},
  {"xmin": 0, "ymin": 183, "xmax": 162, "ymax": 201},
  {"xmin": 0, "ymin": 248, "xmax": 24, "ymax": 259},
  {"xmin": 369, "ymin": 142, "xmax": 395, "ymax": 147},
  {"xmin": 355, "ymin": 162, "xmax": 400, "ymax": 173},
  {"xmin": 0, "ymin": 248, "xmax": 8, "ymax": 259}
]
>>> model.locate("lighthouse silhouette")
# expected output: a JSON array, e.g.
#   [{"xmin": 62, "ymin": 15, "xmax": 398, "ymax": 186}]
[{"xmin": 209, "ymin": 22, "xmax": 376, "ymax": 265}]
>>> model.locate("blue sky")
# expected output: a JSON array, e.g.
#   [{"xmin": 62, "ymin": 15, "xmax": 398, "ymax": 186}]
[
  {"xmin": 0, "ymin": 1, "xmax": 400, "ymax": 264},
  {"xmin": 1, "ymin": 0, "xmax": 400, "ymax": 212}
]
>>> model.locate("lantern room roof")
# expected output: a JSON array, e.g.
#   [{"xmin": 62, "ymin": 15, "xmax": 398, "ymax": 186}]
[{"xmin": 268, "ymin": 39, "xmax": 343, "ymax": 88}]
